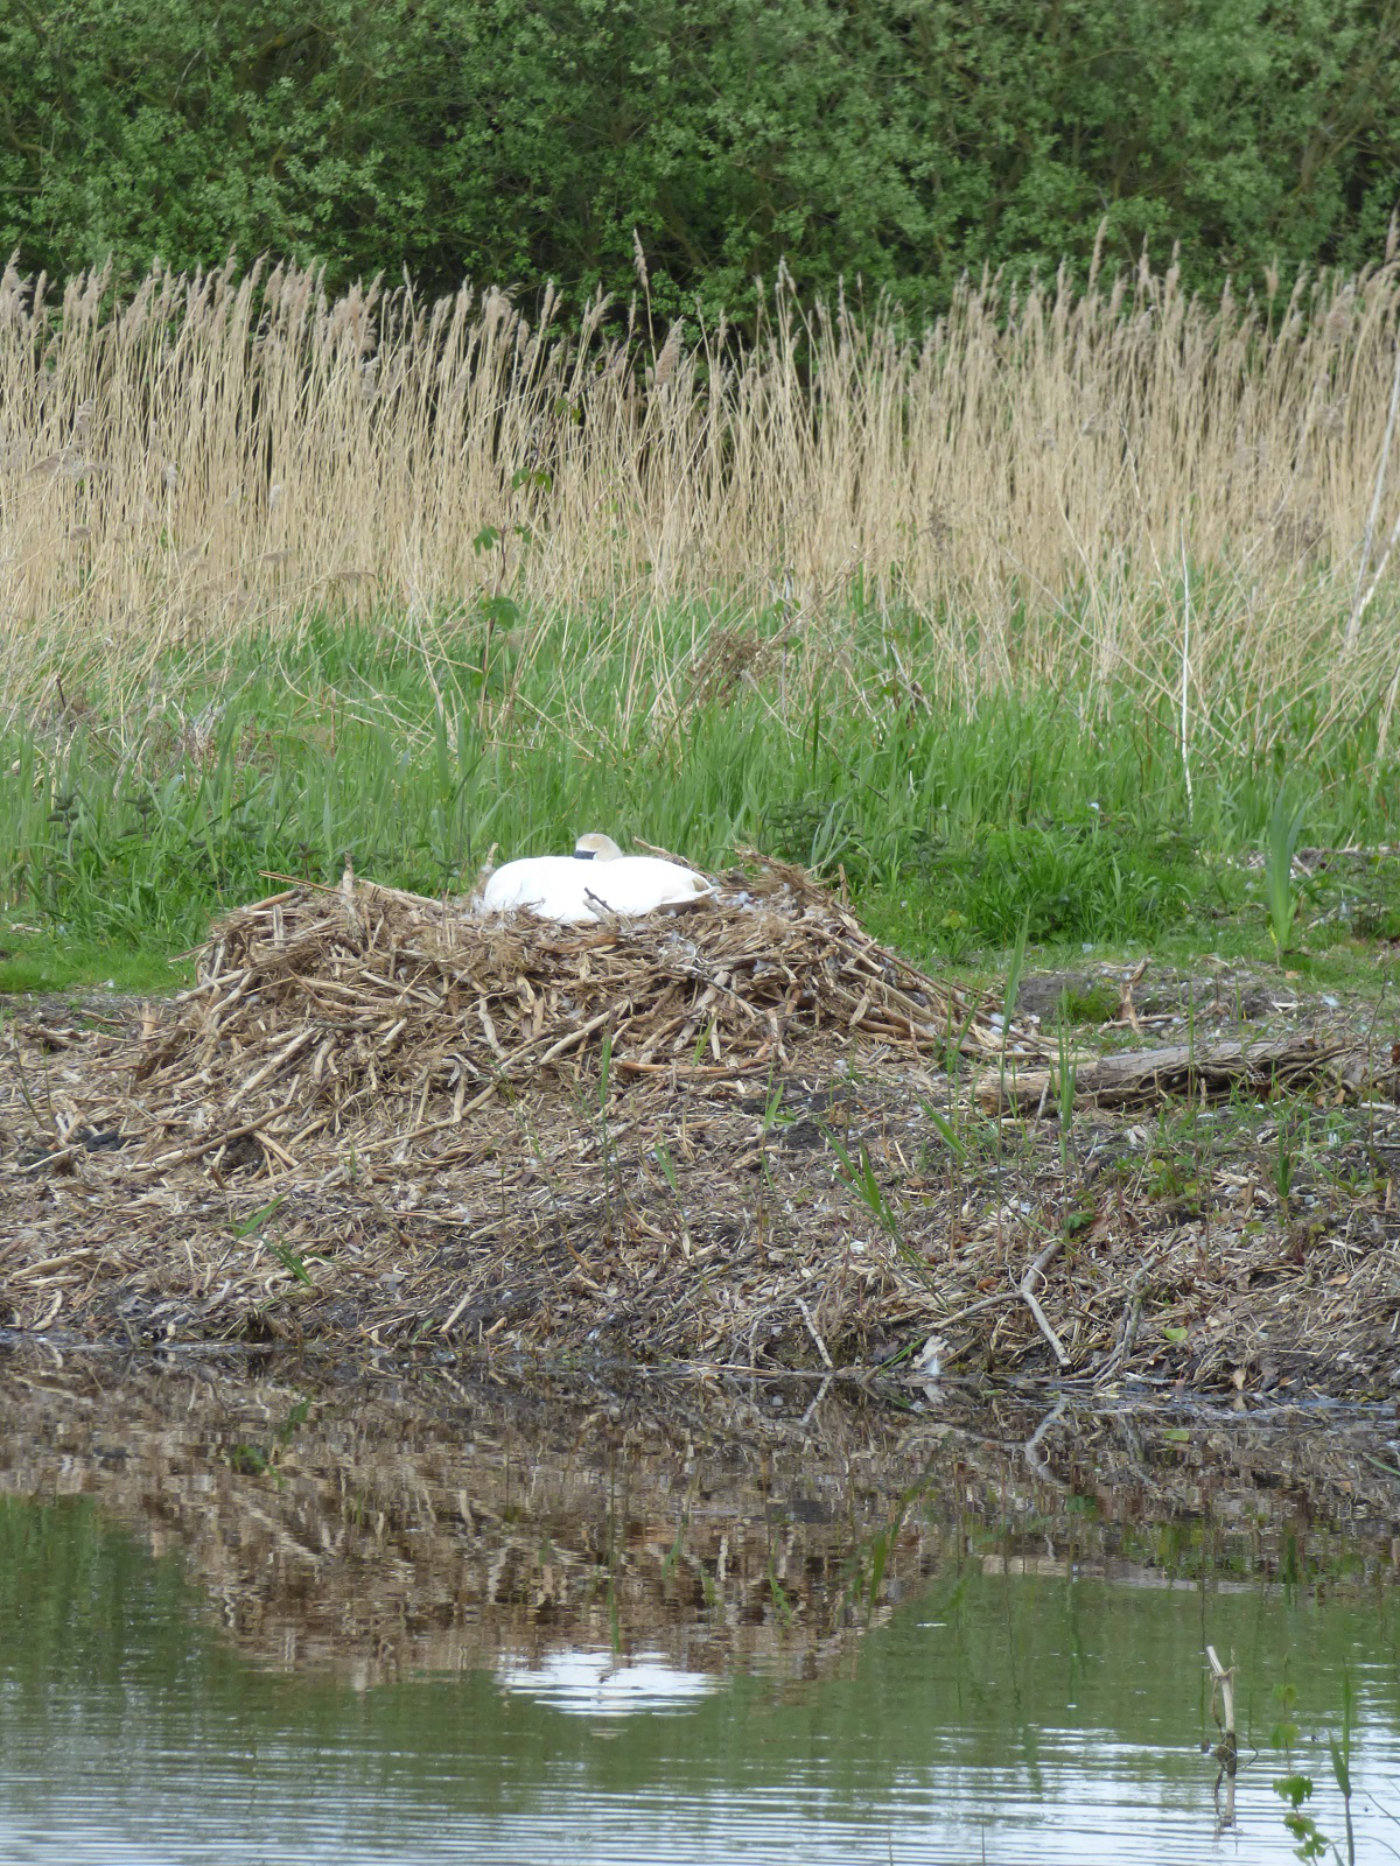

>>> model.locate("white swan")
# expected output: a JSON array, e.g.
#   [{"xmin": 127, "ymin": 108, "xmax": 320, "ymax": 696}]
[{"xmin": 480, "ymin": 833, "xmax": 712, "ymax": 922}]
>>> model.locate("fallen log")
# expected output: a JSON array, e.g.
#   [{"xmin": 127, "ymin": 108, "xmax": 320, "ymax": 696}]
[{"xmin": 976, "ymin": 1032, "xmax": 1399, "ymax": 1114}]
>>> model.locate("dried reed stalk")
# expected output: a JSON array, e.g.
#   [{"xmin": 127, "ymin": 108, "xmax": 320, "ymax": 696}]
[{"xmin": 3, "ymin": 257, "xmax": 1399, "ymax": 724}]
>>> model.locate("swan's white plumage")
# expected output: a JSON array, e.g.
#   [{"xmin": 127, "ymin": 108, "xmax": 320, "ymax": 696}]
[
  {"xmin": 479, "ymin": 833, "xmax": 711, "ymax": 922},
  {"xmin": 479, "ymin": 855, "xmax": 596, "ymax": 918}
]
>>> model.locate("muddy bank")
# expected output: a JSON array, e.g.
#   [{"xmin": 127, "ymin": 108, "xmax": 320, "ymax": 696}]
[
  {"xmin": 2, "ymin": 867, "xmax": 1399, "ymax": 1395},
  {"xmin": 3, "ymin": 1347, "xmax": 1400, "ymax": 1684}
]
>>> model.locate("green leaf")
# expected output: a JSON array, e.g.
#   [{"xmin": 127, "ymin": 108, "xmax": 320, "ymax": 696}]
[
  {"xmin": 232, "ymin": 1195, "xmax": 286, "ymax": 1239},
  {"xmin": 266, "ymin": 1238, "xmax": 313, "ymax": 1287}
]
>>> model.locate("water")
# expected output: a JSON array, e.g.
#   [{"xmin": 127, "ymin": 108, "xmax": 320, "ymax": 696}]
[{"xmin": 1, "ymin": 1348, "xmax": 1398, "ymax": 1863}]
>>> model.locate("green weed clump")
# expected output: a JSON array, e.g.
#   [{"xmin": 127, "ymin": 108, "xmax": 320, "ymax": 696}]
[{"xmin": 1, "ymin": 607, "xmax": 1394, "ymax": 978}]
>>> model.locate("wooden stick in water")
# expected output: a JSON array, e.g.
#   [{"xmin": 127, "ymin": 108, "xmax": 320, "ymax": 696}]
[{"xmin": 1206, "ymin": 1644, "xmax": 1238, "ymax": 1830}]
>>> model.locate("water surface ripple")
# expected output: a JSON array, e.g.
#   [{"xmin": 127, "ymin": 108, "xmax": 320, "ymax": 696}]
[{"xmin": 1, "ymin": 1350, "xmax": 1397, "ymax": 1864}]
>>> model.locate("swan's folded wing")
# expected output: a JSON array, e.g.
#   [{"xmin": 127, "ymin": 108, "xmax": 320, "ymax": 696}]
[
  {"xmin": 583, "ymin": 858, "xmax": 713, "ymax": 915},
  {"xmin": 481, "ymin": 856, "xmax": 595, "ymax": 917}
]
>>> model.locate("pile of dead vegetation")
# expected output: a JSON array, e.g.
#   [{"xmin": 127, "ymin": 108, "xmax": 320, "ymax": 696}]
[
  {"xmin": 114, "ymin": 854, "xmax": 1005, "ymax": 1179},
  {"xmin": 5, "ymin": 858, "xmax": 1400, "ymax": 1395},
  {"xmin": 0, "ymin": 858, "xmax": 1024, "ymax": 1362}
]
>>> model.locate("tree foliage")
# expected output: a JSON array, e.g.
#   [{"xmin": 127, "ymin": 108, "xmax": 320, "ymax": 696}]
[{"xmin": 3, "ymin": 0, "xmax": 1398, "ymax": 310}]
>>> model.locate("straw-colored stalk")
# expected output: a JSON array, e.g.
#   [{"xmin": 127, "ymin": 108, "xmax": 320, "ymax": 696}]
[{"xmin": 2, "ymin": 254, "xmax": 1399, "ymax": 729}]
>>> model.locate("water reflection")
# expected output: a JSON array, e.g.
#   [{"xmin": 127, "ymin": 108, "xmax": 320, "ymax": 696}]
[
  {"xmin": 0, "ymin": 1345, "xmax": 1397, "ymax": 1863},
  {"xmin": 497, "ymin": 1649, "xmax": 718, "ymax": 1715}
]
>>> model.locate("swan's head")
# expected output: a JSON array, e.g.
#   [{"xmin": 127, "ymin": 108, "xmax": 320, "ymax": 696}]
[{"xmin": 573, "ymin": 833, "xmax": 623, "ymax": 862}]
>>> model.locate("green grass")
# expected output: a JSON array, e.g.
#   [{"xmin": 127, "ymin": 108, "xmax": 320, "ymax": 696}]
[
  {"xmin": 4, "ymin": 603, "xmax": 1400, "ymax": 992},
  {"xmin": 0, "ymin": 924, "xmax": 186, "ymax": 997}
]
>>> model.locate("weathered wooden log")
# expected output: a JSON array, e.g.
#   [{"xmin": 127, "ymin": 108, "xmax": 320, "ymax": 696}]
[{"xmin": 976, "ymin": 1034, "xmax": 1398, "ymax": 1114}]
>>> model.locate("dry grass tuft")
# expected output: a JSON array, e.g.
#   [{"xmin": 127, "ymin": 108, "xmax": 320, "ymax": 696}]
[{"xmin": 4, "ymin": 255, "xmax": 1400, "ymax": 728}]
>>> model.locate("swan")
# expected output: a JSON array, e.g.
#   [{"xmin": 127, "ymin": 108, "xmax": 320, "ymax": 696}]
[{"xmin": 479, "ymin": 833, "xmax": 712, "ymax": 921}]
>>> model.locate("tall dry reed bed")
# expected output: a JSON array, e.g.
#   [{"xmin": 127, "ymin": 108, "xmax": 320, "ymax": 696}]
[{"xmin": 3, "ymin": 252, "xmax": 1400, "ymax": 731}]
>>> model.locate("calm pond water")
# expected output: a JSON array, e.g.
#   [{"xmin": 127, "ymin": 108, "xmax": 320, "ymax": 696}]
[{"xmin": 2, "ymin": 1349, "xmax": 1399, "ymax": 1864}]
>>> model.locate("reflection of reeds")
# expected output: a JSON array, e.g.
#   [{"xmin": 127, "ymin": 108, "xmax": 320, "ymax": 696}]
[
  {"xmin": 3, "ymin": 1353, "xmax": 1397, "ymax": 1684},
  {"xmin": 4, "ymin": 255, "xmax": 1400, "ymax": 718}
]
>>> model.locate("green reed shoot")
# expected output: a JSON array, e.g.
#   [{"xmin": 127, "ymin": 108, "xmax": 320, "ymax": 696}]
[
  {"xmin": 920, "ymin": 1097, "xmax": 967, "ymax": 1163},
  {"xmin": 1264, "ymin": 786, "xmax": 1308, "ymax": 957},
  {"xmin": 823, "ymin": 1128, "xmax": 902, "ymax": 1242},
  {"xmin": 1056, "ymin": 1016, "xmax": 1078, "ymax": 1172}
]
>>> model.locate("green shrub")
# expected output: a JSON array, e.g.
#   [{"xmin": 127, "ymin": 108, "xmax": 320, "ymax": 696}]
[{"xmin": 3, "ymin": 0, "xmax": 1397, "ymax": 311}]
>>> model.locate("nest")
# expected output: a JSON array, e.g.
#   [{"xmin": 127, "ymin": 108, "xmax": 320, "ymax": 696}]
[
  {"xmin": 122, "ymin": 856, "xmax": 1009, "ymax": 1178},
  {"xmin": 0, "ymin": 857, "xmax": 1049, "ymax": 1364},
  {"xmin": 0, "ymin": 858, "xmax": 1015, "ymax": 1361},
  {"xmin": 16, "ymin": 859, "xmax": 1399, "ymax": 1397}
]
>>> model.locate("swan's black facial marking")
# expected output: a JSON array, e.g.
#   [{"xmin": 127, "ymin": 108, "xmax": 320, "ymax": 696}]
[{"xmin": 574, "ymin": 850, "xmax": 595, "ymax": 861}]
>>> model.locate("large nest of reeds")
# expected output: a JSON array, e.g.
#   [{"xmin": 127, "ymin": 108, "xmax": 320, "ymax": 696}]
[
  {"xmin": 124, "ymin": 856, "xmax": 1003, "ymax": 1176},
  {"xmin": 0, "ymin": 859, "xmax": 1034, "ymax": 1365},
  {"xmin": 9, "ymin": 860, "xmax": 1399, "ymax": 1396}
]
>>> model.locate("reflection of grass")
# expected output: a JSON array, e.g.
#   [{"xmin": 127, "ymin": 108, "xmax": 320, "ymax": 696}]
[
  {"xmin": 845, "ymin": 1484, "xmax": 919, "ymax": 1617},
  {"xmin": 766, "ymin": 1558, "xmax": 798, "ymax": 1630}
]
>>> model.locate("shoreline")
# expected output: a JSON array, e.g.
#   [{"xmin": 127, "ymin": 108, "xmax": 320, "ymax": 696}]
[{"xmin": 3, "ymin": 869, "xmax": 1397, "ymax": 1399}]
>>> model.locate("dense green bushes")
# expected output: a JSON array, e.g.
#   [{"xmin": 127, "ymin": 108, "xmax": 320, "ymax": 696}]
[{"xmin": 4, "ymin": 0, "xmax": 1398, "ymax": 312}]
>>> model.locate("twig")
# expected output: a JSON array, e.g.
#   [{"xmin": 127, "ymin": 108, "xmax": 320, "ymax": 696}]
[
  {"xmin": 1093, "ymin": 1271, "xmax": 1146, "ymax": 1386},
  {"xmin": 1206, "ymin": 1645, "xmax": 1236, "ymax": 1740},
  {"xmin": 635, "ymin": 1360, "xmax": 868, "ymax": 1383},
  {"xmin": 1023, "ymin": 1395, "xmax": 1069, "ymax": 1487},
  {"xmin": 1206, "ymin": 1643, "xmax": 1239, "ymax": 1826},
  {"xmin": 796, "ymin": 1297, "xmax": 835, "ymax": 1370},
  {"xmin": 19, "ymin": 1144, "xmax": 82, "ymax": 1177},
  {"xmin": 926, "ymin": 1288, "xmax": 1019, "ymax": 1331},
  {"xmin": 798, "ymin": 1374, "xmax": 834, "ymax": 1428},
  {"xmin": 355, "ymin": 1081, "xmax": 502, "ymax": 1155},
  {"xmin": 148, "ymin": 1101, "xmax": 299, "ymax": 1170},
  {"xmin": 1020, "ymin": 1237, "xmax": 1070, "ymax": 1366}
]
